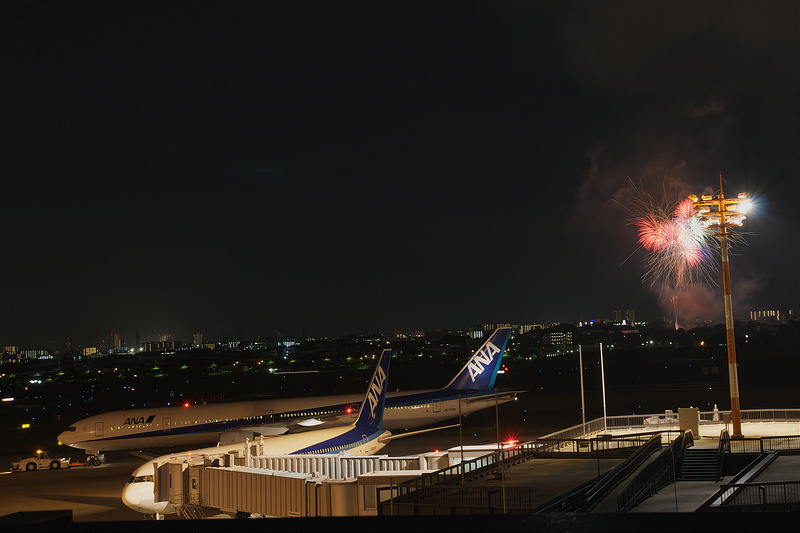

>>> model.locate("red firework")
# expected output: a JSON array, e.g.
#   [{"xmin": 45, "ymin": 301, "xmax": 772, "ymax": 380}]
[{"xmin": 635, "ymin": 198, "xmax": 713, "ymax": 287}]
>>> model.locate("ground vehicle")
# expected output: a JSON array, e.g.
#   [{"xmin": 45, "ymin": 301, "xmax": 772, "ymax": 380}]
[{"xmin": 11, "ymin": 450, "xmax": 70, "ymax": 471}]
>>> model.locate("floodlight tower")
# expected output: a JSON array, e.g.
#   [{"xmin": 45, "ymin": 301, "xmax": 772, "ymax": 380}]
[{"xmin": 689, "ymin": 174, "xmax": 752, "ymax": 438}]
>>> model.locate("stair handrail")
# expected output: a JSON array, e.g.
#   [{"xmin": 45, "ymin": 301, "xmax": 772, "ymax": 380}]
[
  {"xmin": 585, "ymin": 433, "xmax": 663, "ymax": 510},
  {"xmin": 615, "ymin": 429, "xmax": 693, "ymax": 512}
]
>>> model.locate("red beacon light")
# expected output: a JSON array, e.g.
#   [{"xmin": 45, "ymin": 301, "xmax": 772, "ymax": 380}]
[{"xmin": 183, "ymin": 402, "xmax": 190, "ymax": 408}]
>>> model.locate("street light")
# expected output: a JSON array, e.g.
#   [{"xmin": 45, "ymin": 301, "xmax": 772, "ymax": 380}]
[{"xmin": 689, "ymin": 174, "xmax": 752, "ymax": 437}]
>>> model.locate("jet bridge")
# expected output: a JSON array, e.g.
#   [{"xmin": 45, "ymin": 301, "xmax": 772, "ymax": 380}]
[{"xmin": 152, "ymin": 450, "xmax": 449, "ymax": 518}]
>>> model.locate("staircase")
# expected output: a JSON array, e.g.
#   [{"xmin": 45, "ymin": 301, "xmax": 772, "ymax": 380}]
[
  {"xmin": 177, "ymin": 503, "xmax": 206, "ymax": 520},
  {"xmin": 680, "ymin": 446, "xmax": 720, "ymax": 481}
]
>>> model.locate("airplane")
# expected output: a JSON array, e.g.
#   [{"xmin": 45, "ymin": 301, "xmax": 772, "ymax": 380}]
[
  {"xmin": 123, "ymin": 347, "xmax": 395, "ymax": 516},
  {"xmin": 58, "ymin": 327, "xmax": 515, "ymax": 464}
]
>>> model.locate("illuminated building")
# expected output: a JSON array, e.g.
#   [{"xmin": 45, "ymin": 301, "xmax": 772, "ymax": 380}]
[{"xmin": 749, "ymin": 309, "xmax": 794, "ymax": 324}]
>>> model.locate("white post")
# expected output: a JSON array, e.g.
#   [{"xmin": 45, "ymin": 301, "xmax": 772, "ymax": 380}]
[
  {"xmin": 458, "ymin": 394, "xmax": 464, "ymax": 484},
  {"xmin": 579, "ymin": 345, "xmax": 586, "ymax": 437},
  {"xmin": 494, "ymin": 388, "xmax": 507, "ymax": 514},
  {"xmin": 600, "ymin": 342, "xmax": 607, "ymax": 432}
]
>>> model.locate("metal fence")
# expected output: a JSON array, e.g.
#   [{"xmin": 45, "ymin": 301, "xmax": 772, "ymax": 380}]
[
  {"xmin": 534, "ymin": 434, "xmax": 663, "ymax": 514},
  {"xmin": 384, "ymin": 434, "xmax": 656, "ymax": 516},
  {"xmin": 560, "ymin": 409, "xmax": 800, "ymax": 439},
  {"xmin": 399, "ymin": 434, "xmax": 654, "ymax": 493},
  {"xmin": 738, "ymin": 409, "xmax": 800, "ymax": 422},
  {"xmin": 538, "ymin": 418, "xmax": 608, "ymax": 440},
  {"xmin": 383, "ymin": 410, "xmax": 798, "ymax": 515},
  {"xmin": 615, "ymin": 430, "xmax": 694, "ymax": 512},
  {"xmin": 585, "ymin": 434, "xmax": 663, "ymax": 510},
  {"xmin": 729, "ymin": 435, "xmax": 800, "ymax": 454},
  {"xmin": 533, "ymin": 436, "xmax": 656, "ymax": 455},
  {"xmin": 383, "ymin": 485, "xmax": 539, "ymax": 514},
  {"xmin": 715, "ymin": 481, "xmax": 800, "ymax": 510}
]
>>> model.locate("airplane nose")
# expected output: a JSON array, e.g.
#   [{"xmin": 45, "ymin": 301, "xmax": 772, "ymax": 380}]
[
  {"xmin": 122, "ymin": 482, "xmax": 173, "ymax": 515},
  {"xmin": 121, "ymin": 481, "xmax": 143, "ymax": 512},
  {"xmin": 57, "ymin": 431, "xmax": 77, "ymax": 447}
]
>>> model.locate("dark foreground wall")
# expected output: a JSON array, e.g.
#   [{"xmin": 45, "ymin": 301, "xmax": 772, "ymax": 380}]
[{"xmin": 0, "ymin": 513, "xmax": 797, "ymax": 533}]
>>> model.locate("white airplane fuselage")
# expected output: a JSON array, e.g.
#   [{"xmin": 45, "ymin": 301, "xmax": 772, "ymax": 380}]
[
  {"xmin": 60, "ymin": 328, "xmax": 516, "ymax": 455},
  {"xmin": 124, "ymin": 348, "xmax": 397, "ymax": 516},
  {"xmin": 59, "ymin": 388, "xmax": 513, "ymax": 453}
]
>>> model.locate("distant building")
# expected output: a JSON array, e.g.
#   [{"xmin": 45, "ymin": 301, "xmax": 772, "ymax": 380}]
[
  {"xmin": 545, "ymin": 328, "xmax": 574, "ymax": 347},
  {"xmin": 750, "ymin": 309, "xmax": 794, "ymax": 324},
  {"xmin": 193, "ymin": 332, "xmax": 204, "ymax": 346},
  {"xmin": 143, "ymin": 340, "xmax": 182, "ymax": 353},
  {"xmin": 518, "ymin": 323, "xmax": 547, "ymax": 334},
  {"xmin": 22, "ymin": 349, "xmax": 52, "ymax": 359},
  {"xmin": 469, "ymin": 323, "xmax": 512, "ymax": 339},
  {"xmin": 613, "ymin": 309, "xmax": 636, "ymax": 325}
]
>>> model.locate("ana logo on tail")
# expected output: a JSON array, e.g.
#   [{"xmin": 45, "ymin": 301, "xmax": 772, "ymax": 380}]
[
  {"xmin": 365, "ymin": 364, "xmax": 387, "ymax": 419},
  {"xmin": 468, "ymin": 341, "xmax": 500, "ymax": 382}
]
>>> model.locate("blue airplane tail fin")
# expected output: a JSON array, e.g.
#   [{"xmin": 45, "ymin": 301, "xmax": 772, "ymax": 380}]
[
  {"xmin": 444, "ymin": 327, "xmax": 511, "ymax": 391},
  {"xmin": 354, "ymin": 349, "xmax": 391, "ymax": 429}
]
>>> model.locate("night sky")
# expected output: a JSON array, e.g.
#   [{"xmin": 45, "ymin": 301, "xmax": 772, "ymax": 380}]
[{"xmin": 4, "ymin": 1, "xmax": 798, "ymax": 348}]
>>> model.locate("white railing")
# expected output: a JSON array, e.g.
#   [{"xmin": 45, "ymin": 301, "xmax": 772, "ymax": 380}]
[
  {"xmin": 542, "ymin": 409, "xmax": 800, "ymax": 443},
  {"xmin": 248, "ymin": 452, "xmax": 422, "ymax": 479}
]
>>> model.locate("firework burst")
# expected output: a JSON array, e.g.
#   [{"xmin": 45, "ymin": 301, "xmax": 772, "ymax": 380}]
[
  {"xmin": 622, "ymin": 179, "xmax": 717, "ymax": 290},
  {"xmin": 636, "ymin": 198, "xmax": 715, "ymax": 288}
]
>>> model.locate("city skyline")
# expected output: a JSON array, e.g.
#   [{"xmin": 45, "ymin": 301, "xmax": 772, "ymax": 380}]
[
  {"xmin": 4, "ymin": 2, "xmax": 797, "ymax": 349},
  {"xmin": 3, "ymin": 305, "xmax": 797, "ymax": 354}
]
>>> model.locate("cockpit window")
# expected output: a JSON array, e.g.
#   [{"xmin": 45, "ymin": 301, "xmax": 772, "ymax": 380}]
[
  {"xmin": 131, "ymin": 475, "xmax": 154, "ymax": 483},
  {"xmin": 67, "ymin": 426, "xmax": 76, "ymax": 432}
]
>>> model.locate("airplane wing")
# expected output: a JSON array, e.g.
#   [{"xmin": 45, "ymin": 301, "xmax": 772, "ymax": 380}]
[
  {"xmin": 222, "ymin": 412, "xmax": 355, "ymax": 441},
  {"xmin": 461, "ymin": 389, "xmax": 524, "ymax": 405},
  {"xmin": 129, "ymin": 451, "xmax": 160, "ymax": 460},
  {"xmin": 377, "ymin": 424, "xmax": 460, "ymax": 443}
]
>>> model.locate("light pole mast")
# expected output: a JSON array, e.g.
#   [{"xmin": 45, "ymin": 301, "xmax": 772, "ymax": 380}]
[
  {"xmin": 717, "ymin": 180, "xmax": 741, "ymax": 437},
  {"xmin": 689, "ymin": 175, "xmax": 752, "ymax": 438}
]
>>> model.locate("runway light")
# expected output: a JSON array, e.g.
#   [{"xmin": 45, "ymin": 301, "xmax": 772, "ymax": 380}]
[{"xmin": 21, "ymin": 424, "xmax": 30, "ymax": 429}]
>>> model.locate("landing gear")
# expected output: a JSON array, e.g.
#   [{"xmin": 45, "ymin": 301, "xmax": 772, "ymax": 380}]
[{"xmin": 86, "ymin": 453, "xmax": 105, "ymax": 466}]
